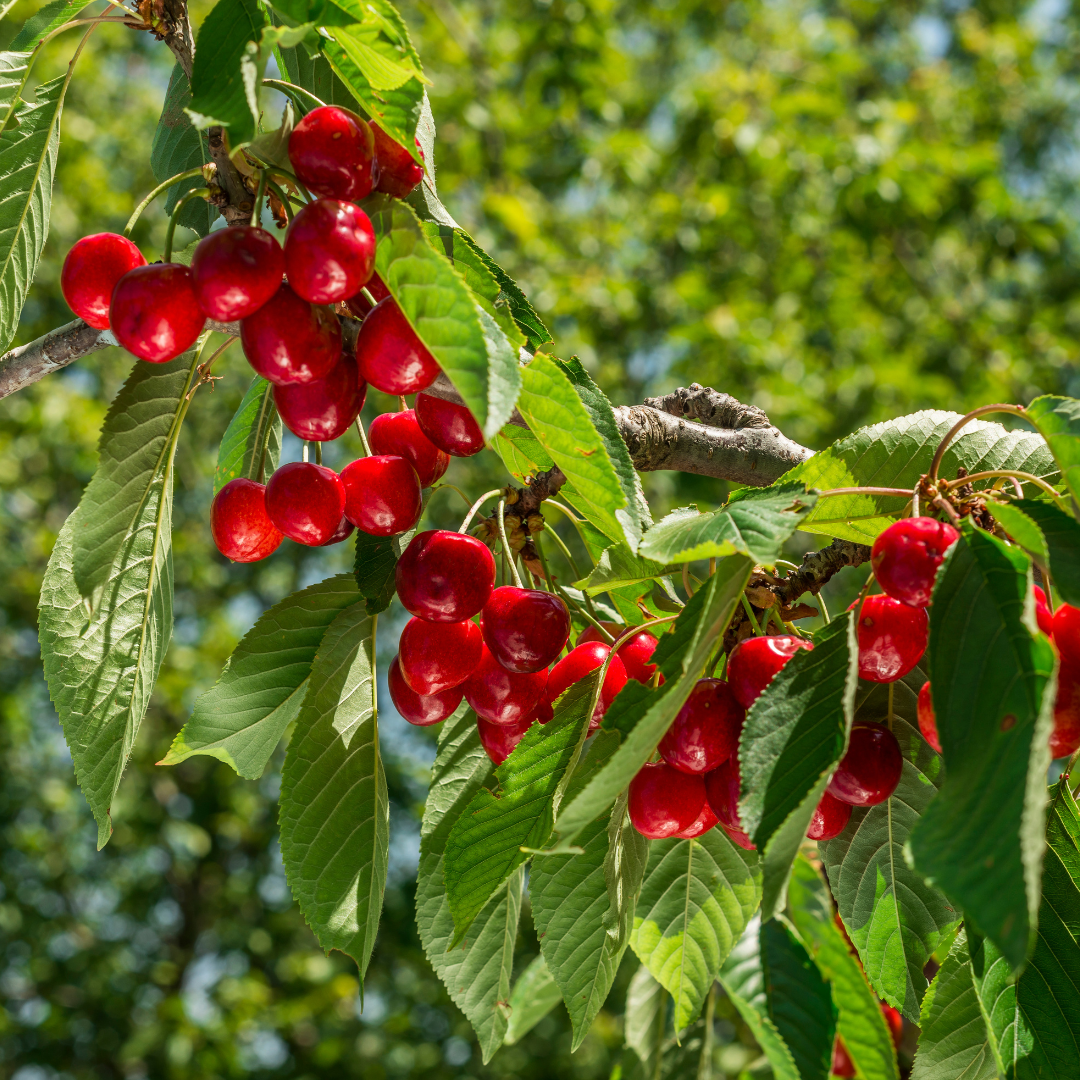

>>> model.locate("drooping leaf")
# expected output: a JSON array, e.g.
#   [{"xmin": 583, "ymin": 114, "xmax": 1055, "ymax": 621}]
[
  {"xmin": 352, "ymin": 528, "xmax": 411, "ymax": 616},
  {"xmin": 1010, "ymin": 498, "xmax": 1080, "ymax": 607},
  {"xmin": 622, "ymin": 965, "xmax": 666, "ymax": 1080},
  {"xmin": 576, "ymin": 542, "xmax": 675, "ymax": 596},
  {"xmin": 503, "ymin": 954, "xmax": 563, "ymax": 1045},
  {"xmin": 11, "ymin": 0, "xmax": 93, "ymax": 49},
  {"xmin": 1026, "ymin": 394, "xmax": 1080, "ymax": 509},
  {"xmin": 985, "ymin": 501, "xmax": 1049, "ymax": 563},
  {"xmin": 213, "ymin": 376, "xmax": 281, "ymax": 493}
]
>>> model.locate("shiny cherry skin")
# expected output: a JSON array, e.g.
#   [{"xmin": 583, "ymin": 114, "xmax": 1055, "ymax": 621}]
[
  {"xmin": 415, "ymin": 392, "xmax": 485, "ymax": 457},
  {"xmin": 917, "ymin": 680, "xmax": 942, "ymax": 753},
  {"xmin": 546, "ymin": 642, "xmax": 628, "ymax": 728},
  {"xmin": 344, "ymin": 270, "xmax": 391, "ymax": 319},
  {"xmin": 388, "ymin": 655, "xmax": 461, "ymax": 727},
  {"xmin": 628, "ymin": 762, "xmax": 705, "ymax": 839},
  {"xmin": 659, "ymin": 678, "xmax": 744, "ymax": 775},
  {"xmin": 882, "ymin": 1003, "xmax": 903, "ymax": 1049},
  {"xmin": 478, "ymin": 714, "xmax": 534, "ymax": 766},
  {"xmin": 273, "ymin": 350, "xmax": 366, "ymax": 442},
  {"xmin": 704, "ymin": 757, "xmax": 755, "ymax": 850},
  {"xmin": 727, "ymin": 634, "xmax": 814, "ymax": 709},
  {"xmin": 675, "ymin": 799, "xmax": 719, "ymax": 839},
  {"xmin": 319, "ymin": 516, "xmax": 355, "ymax": 546},
  {"xmin": 1051, "ymin": 662, "xmax": 1080, "ymax": 758},
  {"xmin": 851, "ymin": 595, "xmax": 928, "ymax": 683},
  {"xmin": 356, "ymin": 298, "xmax": 441, "ymax": 395},
  {"xmin": 831, "ymin": 1038, "xmax": 856, "ymax": 1079},
  {"xmin": 806, "ymin": 791, "xmax": 852, "ymax": 841},
  {"xmin": 871, "ymin": 516, "xmax": 959, "ymax": 608},
  {"xmin": 1052, "ymin": 603, "xmax": 1080, "ymax": 665},
  {"xmin": 288, "ymin": 105, "xmax": 375, "ymax": 202},
  {"xmin": 463, "ymin": 645, "xmax": 548, "ymax": 726},
  {"xmin": 340, "ymin": 455, "xmax": 422, "ymax": 537},
  {"xmin": 61, "ymin": 233, "xmax": 145, "ymax": 329},
  {"xmin": 368, "ymin": 408, "xmax": 449, "ymax": 488},
  {"xmin": 579, "ymin": 624, "xmax": 663, "ymax": 685},
  {"xmin": 264, "ymin": 461, "xmax": 346, "ymax": 546},
  {"xmin": 241, "ymin": 282, "xmax": 341, "ymax": 385},
  {"xmin": 110, "ymin": 264, "xmax": 206, "ymax": 363},
  {"xmin": 284, "ymin": 199, "xmax": 375, "ymax": 305},
  {"xmin": 1033, "ymin": 585, "xmax": 1054, "ymax": 638},
  {"xmin": 398, "ymin": 616, "xmax": 483, "ymax": 695},
  {"xmin": 190, "ymin": 226, "xmax": 284, "ymax": 320},
  {"xmin": 827, "ymin": 722, "xmax": 903, "ymax": 806},
  {"xmin": 481, "ymin": 587, "xmax": 571, "ymax": 674},
  {"xmin": 395, "ymin": 530, "xmax": 496, "ymax": 622},
  {"xmin": 370, "ymin": 121, "xmax": 425, "ymax": 197},
  {"xmin": 210, "ymin": 478, "xmax": 283, "ymax": 562}
]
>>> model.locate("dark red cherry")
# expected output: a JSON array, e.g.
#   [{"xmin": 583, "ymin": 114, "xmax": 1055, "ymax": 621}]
[
  {"xmin": 288, "ymin": 105, "xmax": 375, "ymax": 202},
  {"xmin": 284, "ymin": 199, "xmax": 375, "ymax": 305},
  {"xmin": 414, "ymin": 392, "xmax": 485, "ymax": 457},
  {"xmin": 388, "ymin": 655, "xmax": 461, "ymax": 727},
  {"xmin": 344, "ymin": 270, "xmax": 391, "ymax": 320},
  {"xmin": 546, "ymin": 642, "xmax": 628, "ymax": 729},
  {"xmin": 340, "ymin": 455, "xmax": 422, "ymax": 537},
  {"xmin": 273, "ymin": 350, "xmax": 366, "ymax": 441},
  {"xmin": 674, "ymin": 799, "xmax": 719, "ymax": 839},
  {"xmin": 705, "ymin": 758, "xmax": 755, "ymax": 850},
  {"xmin": 477, "ymin": 714, "xmax": 533, "ymax": 766},
  {"xmin": 398, "ymin": 617, "xmax": 483, "ymax": 695},
  {"xmin": 658, "ymin": 678, "xmax": 744, "ymax": 775},
  {"xmin": 395, "ymin": 530, "xmax": 496, "ymax": 622},
  {"xmin": 240, "ymin": 282, "xmax": 341, "ymax": 385},
  {"xmin": 806, "ymin": 791, "xmax": 852, "ymax": 841},
  {"xmin": 368, "ymin": 409, "xmax": 449, "ymax": 488},
  {"xmin": 190, "ymin": 226, "xmax": 284, "ymax": 321},
  {"xmin": 481, "ymin": 587, "xmax": 571, "ymax": 674},
  {"xmin": 356, "ymin": 298, "xmax": 440, "ymax": 395},
  {"xmin": 831, "ymin": 1038, "xmax": 856, "ymax": 1079},
  {"xmin": 319, "ymin": 516, "xmax": 355, "ymax": 546},
  {"xmin": 110, "ymin": 264, "xmax": 206, "ymax": 363},
  {"xmin": 827, "ymin": 722, "xmax": 903, "ymax": 806},
  {"xmin": 851, "ymin": 595, "xmax": 927, "ymax": 683},
  {"xmin": 1033, "ymin": 585, "xmax": 1054, "ymax": 638},
  {"xmin": 871, "ymin": 516, "xmax": 959, "ymax": 608},
  {"xmin": 463, "ymin": 645, "xmax": 548, "ymax": 726},
  {"xmin": 579, "ymin": 624, "xmax": 663, "ymax": 684},
  {"xmin": 628, "ymin": 761, "xmax": 705, "ymax": 839},
  {"xmin": 1052, "ymin": 603, "xmax": 1080, "ymax": 665},
  {"xmin": 726, "ymin": 634, "xmax": 814, "ymax": 709},
  {"xmin": 881, "ymin": 1003, "xmax": 903, "ymax": 1049},
  {"xmin": 370, "ymin": 121, "xmax": 425, "ymax": 197},
  {"xmin": 1051, "ymin": 662, "xmax": 1080, "ymax": 759},
  {"xmin": 61, "ymin": 233, "xmax": 145, "ymax": 329},
  {"xmin": 264, "ymin": 461, "xmax": 346, "ymax": 546},
  {"xmin": 210, "ymin": 478, "xmax": 283, "ymax": 562},
  {"xmin": 917, "ymin": 680, "xmax": 941, "ymax": 754}
]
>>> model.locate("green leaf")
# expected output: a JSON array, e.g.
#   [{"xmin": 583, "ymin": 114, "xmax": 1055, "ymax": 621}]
[
  {"xmin": 11, "ymin": 0, "xmax": 93, "ymax": 49},
  {"xmin": 213, "ymin": 376, "xmax": 281, "ymax": 494},
  {"xmin": 352, "ymin": 528, "xmax": 410, "ymax": 616},
  {"xmin": 494, "ymin": 423, "xmax": 553, "ymax": 483},
  {"xmin": 276, "ymin": 40, "xmax": 354, "ymax": 108},
  {"xmin": 161, "ymin": 575, "xmax": 360, "ymax": 778},
  {"xmin": 985, "ymin": 501, "xmax": 1049, "ymax": 563},
  {"xmin": 622, "ymin": 965, "xmax": 667, "ymax": 1080},
  {"xmin": 1026, "ymin": 395, "xmax": 1080, "ymax": 509},
  {"xmin": 1011, "ymin": 499, "xmax": 1080, "ymax": 607},
  {"xmin": 576, "ymin": 542, "xmax": 675, "ymax": 596},
  {"xmin": 909, "ymin": 525, "xmax": 1055, "ymax": 969},
  {"xmin": 503, "ymin": 954, "xmax": 563, "ymax": 1045}
]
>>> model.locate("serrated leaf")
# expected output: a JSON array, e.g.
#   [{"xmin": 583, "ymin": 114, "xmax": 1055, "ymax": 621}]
[
  {"xmin": 1011, "ymin": 499, "xmax": 1080, "ymax": 607},
  {"xmin": 494, "ymin": 423, "xmax": 553, "ymax": 483},
  {"xmin": 11, "ymin": 0, "xmax": 93, "ymax": 49},
  {"xmin": 576, "ymin": 542, "xmax": 675, "ymax": 596},
  {"xmin": 986, "ymin": 501, "xmax": 1049, "ymax": 563},
  {"xmin": 503, "ymin": 954, "xmax": 563, "ymax": 1045},
  {"xmin": 1026, "ymin": 395, "xmax": 1080, "ymax": 509},
  {"xmin": 277, "ymin": 40, "xmax": 354, "ymax": 108},
  {"xmin": 352, "ymin": 528, "xmax": 408, "ymax": 616},
  {"xmin": 213, "ymin": 376, "xmax": 281, "ymax": 493},
  {"xmin": 623, "ymin": 965, "xmax": 666, "ymax": 1080}
]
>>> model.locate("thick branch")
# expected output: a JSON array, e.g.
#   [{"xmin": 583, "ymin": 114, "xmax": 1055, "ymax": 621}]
[
  {"xmin": 643, "ymin": 382, "xmax": 772, "ymax": 429},
  {"xmin": 0, "ymin": 320, "xmax": 114, "ymax": 398},
  {"xmin": 776, "ymin": 539, "xmax": 872, "ymax": 605},
  {"xmin": 128, "ymin": 0, "xmax": 195, "ymax": 80},
  {"xmin": 207, "ymin": 127, "xmax": 253, "ymax": 226}
]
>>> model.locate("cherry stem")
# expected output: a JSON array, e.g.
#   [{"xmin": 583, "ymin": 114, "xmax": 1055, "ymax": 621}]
[
  {"xmin": 264, "ymin": 178, "xmax": 295, "ymax": 224},
  {"xmin": 163, "ymin": 189, "xmax": 210, "ymax": 263},
  {"xmin": 532, "ymin": 533, "xmax": 553, "ymax": 591},
  {"xmin": 354, "ymin": 417, "xmax": 371, "ymax": 456},
  {"xmin": 302, "ymin": 441, "xmax": 309, "ymax": 464},
  {"xmin": 586, "ymin": 613, "xmax": 680, "ymax": 718},
  {"xmin": 817, "ymin": 588, "xmax": 832, "ymax": 625},
  {"xmin": 360, "ymin": 286, "xmax": 378, "ymax": 307},
  {"xmin": 888, "ymin": 681, "xmax": 894, "ymax": 732},
  {"xmin": 497, "ymin": 499, "xmax": 525, "ymax": 589},
  {"xmin": 551, "ymin": 582, "xmax": 614, "ymax": 642},
  {"xmin": 543, "ymin": 522, "xmax": 584, "ymax": 583},
  {"xmin": 818, "ymin": 486, "xmax": 913, "ymax": 499},
  {"xmin": 262, "ymin": 78, "xmax": 326, "ymax": 112},
  {"xmin": 682, "ymin": 564, "xmax": 695, "ymax": 599},
  {"xmin": 928, "ymin": 404, "xmax": 1029, "ymax": 481},
  {"xmin": 770, "ymin": 606, "xmax": 787, "ymax": 634},
  {"xmin": 740, "ymin": 594, "xmax": 764, "ymax": 635},
  {"xmin": 942, "ymin": 469, "xmax": 1066, "ymax": 506},
  {"xmin": 263, "ymin": 167, "xmax": 312, "ymax": 204},
  {"xmin": 187, "ymin": 336, "xmax": 236, "ymax": 399},
  {"xmin": 458, "ymin": 488, "xmax": 503, "ymax": 533},
  {"xmin": 543, "ymin": 500, "xmax": 597, "ymax": 567},
  {"xmin": 314, "ymin": 441, "xmax": 323, "ymax": 466},
  {"xmin": 932, "ymin": 495, "xmax": 962, "ymax": 528},
  {"xmin": 428, "ymin": 482, "xmax": 472, "ymax": 508},
  {"xmin": 250, "ymin": 169, "xmax": 269, "ymax": 228},
  {"xmin": 124, "ymin": 166, "xmax": 205, "ymax": 237}
]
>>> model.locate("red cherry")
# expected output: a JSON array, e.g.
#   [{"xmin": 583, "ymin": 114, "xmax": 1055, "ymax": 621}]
[
  {"xmin": 881, "ymin": 1002, "xmax": 903, "ymax": 1049},
  {"xmin": 546, "ymin": 642, "xmax": 628, "ymax": 729},
  {"xmin": 658, "ymin": 678, "xmax": 744, "ymax": 774},
  {"xmin": 917, "ymin": 680, "xmax": 941, "ymax": 753},
  {"xmin": 870, "ymin": 517, "xmax": 959, "ymax": 608},
  {"xmin": 284, "ymin": 199, "xmax": 375, "ymax": 305},
  {"xmin": 273, "ymin": 350, "xmax": 366, "ymax": 442},
  {"xmin": 340, "ymin": 455, "xmax": 422, "ymax": 537},
  {"xmin": 1033, "ymin": 585, "xmax": 1054, "ymax": 638},
  {"xmin": 368, "ymin": 408, "xmax": 449, "ymax": 488},
  {"xmin": 1052, "ymin": 603, "xmax": 1080, "ymax": 665},
  {"xmin": 61, "ymin": 233, "xmax": 145, "ymax": 329},
  {"xmin": 370, "ymin": 121, "xmax": 425, "ymax": 197},
  {"xmin": 579, "ymin": 624, "xmax": 664, "ymax": 684},
  {"xmin": 674, "ymin": 799, "xmax": 719, "ymax": 839},
  {"xmin": 463, "ymin": 645, "xmax": 548, "ymax": 726},
  {"xmin": 240, "ymin": 282, "xmax": 341, "ymax": 385},
  {"xmin": 481, "ymin": 587, "xmax": 571, "ymax": 674},
  {"xmin": 318, "ymin": 516, "xmax": 355, "ymax": 546},
  {"xmin": 388, "ymin": 655, "xmax": 461, "ymax": 727},
  {"xmin": 288, "ymin": 105, "xmax": 375, "ymax": 202},
  {"xmin": 356, "ymin": 298, "xmax": 440, "ymax": 395},
  {"xmin": 704, "ymin": 758, "xmax": 755, "ymax": 850},
  {"xmin": 628, "ymin": 762, "xmax": 705, "ymax": 839},
  {"xmin": 806, "ymin": 791, "xmax": 852, "ymax": 841},
  {"xmin": 190, "ymin": 226, "xmax": 284, "ymax": 321},
  {"xmin": 577, "ymin": 622, "xmax": 621, "ymax": 644},
  {"xmin": 726, "ymin": 634, "xmax": 814, "ymax": 709},
  {"xmin": 210, "ymin": 478, "xmax": 283, "ymax": 562},
  {"xmin": 415, "ymin": 392, "xmax": 485, "ymax": 457},
  {"xmin": 1050, "ymin": 662, "xmax": 1080, "ymax": 759},
  {"xmin": 344, "ymin": 270, "xmax": 391, "ymax": 319},
  {"xmin": 477, "ymin": 714, "xmax": 534, "ymax": 766},
  {"xmin": 831, "ymin": 1038, "xmax": 856, "ymax": 1079},
  {"xmin": 827, "ymin": 722, "xmax": 903, "ymax": 806},
  {"xmin": 851, "ymin": 595, "xmax": 928, "ymax": 683},
  {"xmin": 398, "ymin": 617, "xmax": 483, "ymax": 695},
  {"xmin": 110, "ymin": 264, "xmax": 206, "ymax": 363},
  {"xmin": 395, "ymin": 530, "xmax": 496, "ymax": 622},
  {"xmin": 264, "ymin": 461, "xmax": 346, "ymax": 546}
]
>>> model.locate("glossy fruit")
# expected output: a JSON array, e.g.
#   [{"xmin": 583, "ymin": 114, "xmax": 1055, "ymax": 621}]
[
  {"xmin": 882, "ymin": 1002, "xmax": 903, "ymax": 1049},
  {"xmin": 827, "ymin": 722, "xmax": 903, "ymax": 806},
  {"xmin": 388, "ymin": 656, "xmax": 461, "ymax": 727},
  {"xmin": 288, "ymin": 105, "xmax": 375, "ymax": 201},
  {"xmin": 398, "ymin": 617, "xmax": 483, "ymax": 695},
  {"xmin": 628, "ymin": 762, "xmax": 705, "ymax": 839},
  {"xmin": 110, "ymin": 264, "xmax": 206, "ymax": 362},
  {"xmin": 264, "ymin": 461, "xmax": 346, "ymax": 546},
  {"xmin": 190, "ymin": 226, "xmax": 284, "ymax": 320},
  {"xmin": 371, "ymin": 121, "xmax": 425, "ymax": 197},
  {"xmin": 1033, "ymin": 585, "xmax": 1054, "ymax": 638},
  {"xmin": 272, "ymin": 349, "xmax": 366, "ymax": 441},
  {"xmin": 395, "ymin": 530, "xmax": 496, "ymax": 622},
  {"xmin": 831, "ymin": 1038, "xmax": 856, "ymax": 1079},
  {"xmin": 870, "ymin": 516, "xmax": 959, "ymax": 608},
  {"xmin": 727, "ymin": 634, "xmax": 814, "ymax": 709},
  {"xmin": 356, "ymin": 298, "xmax": 440, "ymax": 395},
  {"xmin": 851, "ymin": 595, "xmax": 928, "ymax": 683},
  {"xmin": 319, "ymin": 516, "xmax": 355, "ymax": 546},
  {"xmin": 340, "ymin": 455, "xmax": 422, "ymax": 537},
  {"xmin": 1053, "ymin": 603, "xmax": 1080, "ymax": 665},
  {"xmin": 481, "ymin": 587, "xmax": 571, "ymax": 673},
  {"xmin": 579, "ymin": 624, "xmax": 662, "ymax": 685},
  {"xmin": 210, "ymin": 478, "xmax": 283, "ymax": 562},
  {"xmin": 917, "ymin": 680, "xmax": 941, "ymax": 753},
  {"xmin": 415, "ymin": 392, "xmax": 485, "ymax": 457},
  {"xmin": 368, "ymin": 408, "xmax": 449, "ymax": 488},
  {"xmin": 546, "ymin": 642, "xmax": 628, "ymax": 728},
  {"xmin": 704, "ymin": 758, "xmax": 755, "ymax": 850},
  {"xmin": 806, "ymin": 791, "xmax": 852, "ymax": 841},
  {"xmin": 674, "ymin": 799, "xmax": 719, "ymax": 839},
  {"xmin": 240, "ymin": 282, "xmax": 341, "ymax": 385},
  {"xmin": 1050, "ymin": 662, "xmax": 1080, "ymax": 758},
  {"xmin": 658, "ymin": 678, "xmax": 744, "ymax": 774},
  {"xmin": 463, "ymin": 646, "xmax": 548, "ymax": 726},
  {"xmin": 477, "ymin": 714, "xmax": 533, "ymax": 766},
  {"xmin": 284, "ymin": 199, "xmax": 375, "ymax": 304},
  {"xmin": 344, "ymin": 270, "xmax": 391, "ymax": 319},
  {"xmin": 61, "ymin": 232, "xmax": 145, "ymax": 328}
]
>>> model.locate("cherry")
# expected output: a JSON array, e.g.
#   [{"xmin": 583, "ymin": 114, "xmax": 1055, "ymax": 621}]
[
  {"xmin": 61, "ymin": 233, "xmax": 145, "ymax": 329},
  {"xmin": 288, "ymin": 105, "xmax": 375, "ymax": 202},
  {"xmin": 395, "ymin": 530, "xmax": 496, "ymax": 622},
  {"xmin": 240, "ymin": 282, "xmax": 341, "ymax": 385},
  {"xmin": 319, "ymin": 516, "xmax": 355, "ymax": 546},
  {"xmin": 370, "ymin": 121, "xmax": 425, "ymax": 197},
  {"xmin": 481, "ymin": 587, "xmax": 571, "ymax": 673},
  {"xmin": 1033, "ymin": 585, "xmax": 1054, "ymax": 638},
  {"xmin": 870, "ymin": 516, "xmax": 959, "ymax": 608},
  {"xmin": 579, "ymin": 624, "xmax": 662, "ymax": 685},
  {"xmin": 463, "ymin": 645, "xmax": 548, "ymax": 726},
  {"xmin": 110, "ymin": 264, "xmax": 206, "ymax": 363},
  {"xmin": 190, "ymin": 226, "xmax": 284, "ymax": 321},
  {"xmin": 477, "ymin": 714, "xmax": 533, "ymax": 766},
  {"xmin": 1050, "ymin": 663, "xmax": 1080, "ymax": 759},
  {"xmin": 851, "ymin": 595, "xmax": 928, "ymax": 683},
  {"xmin": 727, "ymin": 634, "xmax": 814, "ymax": 709},
  {"xmin": 340, "ymin": 455, "xmax": 422, "ymax": 536},
  {"xmin": 210, "ymin": 478, "xmax": 283, "ymax": 562},
  {"xmin": 806, "ymin": 791, "xmax": 852, "ymax": 841},
  {"xmin": 831, "ymin": 1038, "xmax": 856, "ymax": 1079},
  {"xmin": 368, "ymin": 408, "xmax": 449, "ymax": 488},
  {"xmin": 658, "ymin": 678, "xmax": 744, "ymax": 774},
  {"xmin": 356, "ymin": 298, "xmax": 440, "ymax": 395},
  {"xmin": 882, "ymin": 1002, "xmax": 903, "ymax": 1049},
  {"xmin": 345, "ymin": 270, "xmax": 391, "ymax": 319},
  {"xmin": 1052, "ymin": 603, "xmax": 1080, "ymax": 665},
  {"xmin": 284, "ymin": 199, "xmax": 375, "ymax": 305},
  {"xmin": 917, "ymin": 680, "xmax": 942, "ymax": 753},
  {"xmin": 388, "ymin": 655, "xmax": 461, "ymax": 727},
  {"xmin": 264, "ymin": 461, "xmax": 346, "ymax": 546},
  {"xmin": 545, "ymin": 642, "xmax": 628, "ymax": 729},
  {"xmin": 272, "ymin": 350, "xmax": 366, "ymax": 442},
  {"xmin": 398, "ymin": 616, "xmax": 483, "ymax": 695},
  {"xmin": 704, "ymin": 758, "xmax": 755, "ymax": 850},
  {"xmin": 827, "ymin": 722, "xmax": 903, "ymax": 806},
  {"xmin": 628, "ymin": 762, "xmax": 705, "ymax": 839},
  {"xmin": 415, "ymin": 392, "xmax": 485, "ymax": 457},
  {"xmin": 674, "ymin": 799, "xmax": 719, "ymax": 839}
]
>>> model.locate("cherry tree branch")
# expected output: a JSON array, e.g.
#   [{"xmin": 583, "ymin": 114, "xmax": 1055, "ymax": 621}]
[{"xmin": 642, "ymin": 382, "xmax": 773, "ymax": 429}]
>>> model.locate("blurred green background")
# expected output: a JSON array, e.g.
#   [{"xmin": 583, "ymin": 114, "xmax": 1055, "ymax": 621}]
[{"xmin": 2, "ymin": 0, "xmax": 1078, "ymax": 1076}]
